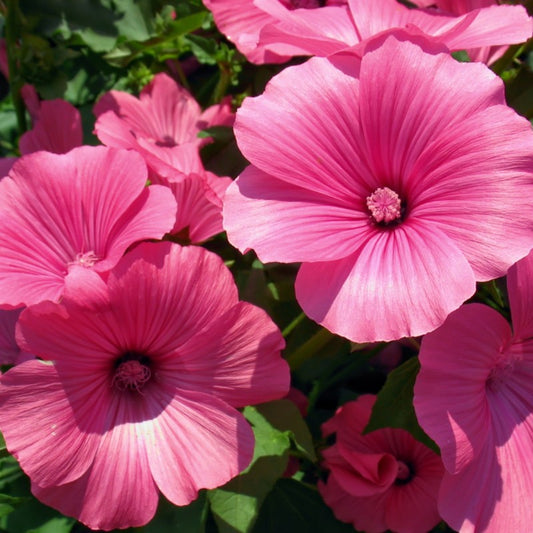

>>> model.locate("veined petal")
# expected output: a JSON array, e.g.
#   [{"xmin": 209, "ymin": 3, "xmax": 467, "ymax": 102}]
[
  {"xmin": 414, "ymin": 303, "xmax": 512, "ymax": 474},
  {"xmin": 106, "ymin": 242, "xmax": 239, "ymax": 355},
  {"xmin": 32, "ymin": 400, "xmax": 159, "ymax": 531},
  {"xmin": 0, "ymin": 361, "xmax": 102, "ymax": 487},
  {"xmin": 296, "ymin": 221, "xmax": 475, "ymax": 342},
  {"xmin": 224, "ymin": 165, "xmax": 373, "ymax": 263},
  {"xmin": 159, "ymin": 301, "xmax": 289, "ymax": 407},
  {"xmin": 357, "ymin": 34, "xmax": 504, "ymax": 194},
  {"xmin": 235, "ymin": 54, "xmax": 375, "ymax": 201},
  {"xmin": 411, "ymin": 104, "xmax": 533, "ymax": 281},
  {"xmin": 145, "ymin": 387, "xmax": 254, "ymax": 506}
]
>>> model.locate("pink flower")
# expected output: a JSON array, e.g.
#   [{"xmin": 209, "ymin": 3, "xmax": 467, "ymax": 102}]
[
  {"xmin": 18, "ymin": 98, "xmax": 83, "ymax": 155},
  {"xmin": 94, "ymin": 73, "xmax": 234, "ymax": 182},
  {"xmin": 319, "ymin": 395, "xmax": 444, "ymax": 533},
  {"xmin": 0, "ymin": 145, "xmax": 176, "ymax": 308},
  {"xmin": 223, "ymin": 32, "xmax": 533, "ymax": 342},
  {"xmin": 204, "ymin": 0, "xmax": 532, "ymax": 63},
  {"xmin": 0, "ymin": 241, "xmax": 289, "ymax": 530},
  {"xmin": 414, "ymin": 250, "xmax": 533, "ymax": 532}
]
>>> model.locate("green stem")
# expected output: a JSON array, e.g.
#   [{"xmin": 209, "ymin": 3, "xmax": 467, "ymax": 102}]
[
  {"xmin": 5, "ymin": 0, "xmax": 27, "ymax": 135},
  {"xmin": 211, "ymin": 63, "xmax": 230, "ymax": 105},
  {"xmin": 285, "ymin": 327, "xmax": 334, "ymax": 371},
  {"xmin": 282, "ymin": 311, "xmax": 306, "ymax": 338}
]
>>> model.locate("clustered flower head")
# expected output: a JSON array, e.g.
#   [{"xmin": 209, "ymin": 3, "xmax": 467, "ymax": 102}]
[{"xmin": 0, "ymin": 0, "xmax": 532, "ymax": 531}]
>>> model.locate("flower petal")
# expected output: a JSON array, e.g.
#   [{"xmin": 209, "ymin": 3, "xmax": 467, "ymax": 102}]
[
  {"xmin": 414, "ymin": 303, "xmax": 511, "ymax": 474},
  {"xmin": 159, "ymin": 301, "xmax": 289, "ymax": 407},
  {"xmin": 224, "ymin": 165, "xmax": 373, "ymax": 263},
  {"xmin": 296, "ymin": 220, "xmax": 475, "ymax": 342},
  {"xmin": 145, "ymin": 387, "xmax": 254, "ymax": 506}
]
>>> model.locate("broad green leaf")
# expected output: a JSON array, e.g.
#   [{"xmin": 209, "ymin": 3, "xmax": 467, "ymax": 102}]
[
  {"xmin": 253, "ymin": 400, "xmax": 316, "ymax": 462},
  {"xmin": 364, "ymin": 357, "xmax": 439, "ymax": 453},
  {"xmin": 208, "ymin": 405, "xmax": 292, "ymax": 533},
  {"xmin": 27, "ymin": 517, "xmax": 74, "ymax": 533},
  {"xmin": 251, "ymin": 479, "xmax": 354, "ymax": 533}
]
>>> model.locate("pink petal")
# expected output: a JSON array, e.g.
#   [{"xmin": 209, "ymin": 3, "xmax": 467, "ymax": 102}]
[
  {"xmin": 323, "ymin": 445, "xmax": 397, "ymax": 497},
  {"xmin": 0, "ymin": 308, "xmax": 27, "ymax": 365},
  {"xmin": 296, "ymin": 220, "xmax": 475, "ymax": 342},
  {"xmin": 33, "ymin": 396, "xmax": 159, "ymax": 530},
  {"xmin": 0, "ymin": 157, "xmax": 16, "ymax": 178},
  {"xmin": 319, "ymin": 475, "xmax": 389, "ymax": 532},
  {"xmin": 414, "ymin": 303, "xmax": 512, "ymax": 474},
  {"xmin": 357, "ymin": 34, "xmax": 504, "ymax": 195},
  {"xmin": 145, "ymin": 387, "xmax": 254, "ymax": 505},
  {"xmin": 507, "ymin": 250, "xmax": 533, "ymax": 341},
  {"xmin": 234, "ymin": 55, "xmax": 374, "ymax": 202},
  {"xmin": 0, "ymin": 361, "xmax": 102, "ymax": 487},
  {"xmin": 19, "ymin": 99, "xmax": 83, "ymax": 155},
  {"xmin": 106, "ymin": 242, "xmax": 240, "ymax": 355},
  {"xmin": 411, "ymin": 104, "xmax": 533, "ymax": 282},
  {"xmin": 223, "ymin": 165, "xmax": 373, "ymax": 263},
  {"xmin": 255, "ymin": 1, "xmax": 357, "ymax": 57},
  {"xmin": 202, "ymin": 0, "xmax": 292, "ymax": 64},
  {"xmin": 159, "ymin": 301, "xmax": 289, "ymax": 407}
]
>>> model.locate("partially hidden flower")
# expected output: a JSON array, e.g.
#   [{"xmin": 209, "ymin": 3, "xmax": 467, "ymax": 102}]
[
  {"xmin": 414, "ymin": 249, "xmax": 533, "ymax": 532},
  {"xmin": 410, "ymin": 0, "xmax": 513, "ymax": 63},
  {"xmin": 0, "ymin": 241, "xmax": 290, "ymax": 530},
  {"xmin": 18, "ymin": 97, "xmax": 83, "ymax": 155},
  {"xmin": 0, "ymin": 145, "xmax": 177, "ymax": 308},
  {"xmin": 203, "ymin": 0, "xmax": 532, "ymax": 63},
  {"xmin": 93, "ymin": 73, "xmax": 234, "ymax": 182},
  {"xmin": 319, "ymin": 394, "xmax": 444, "ymax": 533},
  {"xmin": 223, "ymin": 32, "xmax": 533, "ymax": 343}
]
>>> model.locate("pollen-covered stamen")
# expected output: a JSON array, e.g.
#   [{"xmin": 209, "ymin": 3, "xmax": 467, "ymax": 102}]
[
  {"xmin": 395, "ymin": 460, "xmax": 414, "ymax": 485},
  {"xmin": 366, "ymin": 187, "xmax": 403, "ymax": 225},
  {"xmin": 112, "ymin": 353, "xmax": 152, "ymax": 393},
  {"xmin": 69, "ymin": 251, "xmax": 100, "ymax": 268}
]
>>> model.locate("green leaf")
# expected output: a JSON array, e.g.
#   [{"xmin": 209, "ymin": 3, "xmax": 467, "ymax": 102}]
[
  {"xmin": 251, "ymin": 479, "xmax": 354, "ymax": 533},
  {"xmin": 143, "ymin": 492, "xmax": 209, "ymax": 533},
  {"xmin": 364, "ymin": 357, "xmax": 439, "ymax": 453},
  {"xmin": 253, "ymin": 400, "xmax": 316, "ymax": 462},
  {"xmin": 208, "ymin": 405, "xmax": 293, "ymax": 533},
  {"xmin": 27, "ymin": 517, "xmax": 74, "ymax": 533}
]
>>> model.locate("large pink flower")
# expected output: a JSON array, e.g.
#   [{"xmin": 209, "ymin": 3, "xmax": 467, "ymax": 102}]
[
  {"xmin": 204, "ymin": 0, "xmax": 532, "ymax": 63},
  {"xmin": 319, "ymin": 395, "xmax": 444, "ymax": 533},
  {"xmin": 0, "ymin": 145, "xmax": 176, "ymax": 308},
  {"xmin": 223, "ymin": 32, "xmax": 533, "ymax": 342},
  {"xmin": 94, "ymin": 73, "xmax": 234, "ymax": 181},
  {"xmin": 0, "ymin": 241, "xmax": 289, "ymax": 530},
  {"xmin": 414, "ymin": 250, "xmax": 533, "ymax": 532}
]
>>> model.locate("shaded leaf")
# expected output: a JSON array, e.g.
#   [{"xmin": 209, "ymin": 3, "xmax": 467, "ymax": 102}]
[
  {"xmin": 251, "ymin": 479, "xmax": 353, "ymax": 533},
  {"xmin": 364, "ymin": 357, "xmax": 439, "ymax": 453},
  {"xmin": 208, "ymin": 405, "xmax": 292, "ymax": 533}
]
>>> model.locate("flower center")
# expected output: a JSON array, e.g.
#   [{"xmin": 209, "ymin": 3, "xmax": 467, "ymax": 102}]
[
  {"xmin": 486, "ymin": 348, "xmax": 521, "ymax": 392},
  {"xmin": 69, "ymin": 251, "xmax": 100, "ymax": 268},
  {"xmin": 112, "ymin": 352, "xmax": 152, "ymax": 393},
  {"xmin": 394, "ymin": 460, "xmax": 414, "ymax": 485},
  {"xmin": 366, "ymin": 187, "xmax": 403, "ymax": 226},
  {"xmin": 280, "ymin": 0, "xmax": 323, "ymax": 9}
]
